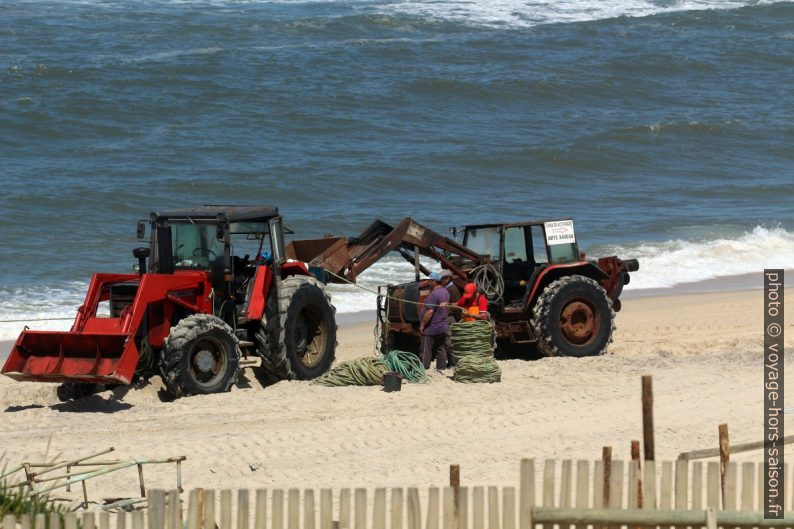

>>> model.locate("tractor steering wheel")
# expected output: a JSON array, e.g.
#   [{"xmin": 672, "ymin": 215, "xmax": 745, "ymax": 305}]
[{"xmin": 192, "ymin": 248, "xmax": 218, "ymax": 260}]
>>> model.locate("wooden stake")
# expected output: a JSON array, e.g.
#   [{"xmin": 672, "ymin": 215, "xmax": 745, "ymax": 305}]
[
  {"xmin": 631, "ymin": 441, "xmax": 643, "ymax": 508},
  {"xmin": 602, "ymin": 447, "xmax": 612, "ymax": 508},
  {"xmin": 641, "ymin": 376, "xmax": 655, "ymax": 461},
  {"xmin": 450, "ymin": 465, "xmax": 461, "ymax": 529},
  {"xmin": 137, "ymin": 464, "xmax": 146, "ymax": 497},
  {"xmin": 719, "ymin": 423, "xmax": 730, "ymax": 506}
]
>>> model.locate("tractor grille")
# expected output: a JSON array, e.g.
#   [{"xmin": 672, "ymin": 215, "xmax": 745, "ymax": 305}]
[{"xmin": 109, "ymin": 282, "xmax": 139, "ymax": 317}]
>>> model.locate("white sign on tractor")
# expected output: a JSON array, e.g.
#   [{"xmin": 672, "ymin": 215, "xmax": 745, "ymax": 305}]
[{"xmin": 544, "ymin": 219, "xmax": 576, "ymax": 245}]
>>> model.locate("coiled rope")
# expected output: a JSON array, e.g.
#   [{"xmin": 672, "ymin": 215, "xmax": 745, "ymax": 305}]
[
  {"xmin": 312, "ymin": 350, "xmax": 427, "ymax": 387},
  {"xmin": 451, "ymin": 320, "xmax": 501, "ymax": 384},
  {"xmin": 312, "ymin": 357, "xmax": 388, "ymax": 387},
  {"xmin": 382, "ymin": 350, "xmax": 428, "ymax": 383},
  {"xmin": 471, "ymin": 264, "xmax": 503, "ymax": 302}
]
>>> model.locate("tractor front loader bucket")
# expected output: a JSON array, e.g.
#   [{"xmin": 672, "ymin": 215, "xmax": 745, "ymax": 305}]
[
  {"xmin": 2, "ymin": 273, "xmax": 149, "ymax": 386},
  {"xmin": 2, "ymin": 271, "xmax": 210, "ymax": 386},
  {"xmin": 3, "ymin": 330, "xmax": 136, "ymax": 385}
]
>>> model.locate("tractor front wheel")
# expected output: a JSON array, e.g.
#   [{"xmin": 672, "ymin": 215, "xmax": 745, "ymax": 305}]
[
  {"xmin": 530, "ymin": 275, "xmax": 614, "ymax": 357},
  {"xmin": 162, "ymin": 314, "xmax": 241, "ymax": 398},
  {"xmin": 56, "ymin": 383, "xmax": 103, "ymax": 402}
]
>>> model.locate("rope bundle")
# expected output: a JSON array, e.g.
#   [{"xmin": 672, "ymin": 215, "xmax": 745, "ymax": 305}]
[
  {"xmin": 451, "ymin": 320, "xmax": 501, "ymax": 384},
  {"xmin": 312, "ymin": 350, "xmax": 427, "ymax": 387},
  {"xmin": 312, "ymin": 357, "xmax": 388, "ymax": 387},
  {"xmin": 382, "ymin": 350, "xmax": 428, "ymax": 383}
]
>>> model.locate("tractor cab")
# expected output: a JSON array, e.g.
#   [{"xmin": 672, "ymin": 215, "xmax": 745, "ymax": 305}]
[
  {"xmin": 138, "ymin": 206, "xmax": 287, "ymax": 325},
  {"xmin": 461, "ymin": 219, "xmax": 580, "ymax": 307}
]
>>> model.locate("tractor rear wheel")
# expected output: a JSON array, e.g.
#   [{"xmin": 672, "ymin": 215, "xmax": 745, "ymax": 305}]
[
  {"xmin": 162, "ymin": 314, "xmax": 241, "ymax": 398},
  {"xmin": 256, "ymin": 276, "xmax": 336, "ymax": 381},
  {"xmin": 530, "ymin": 275, "xmax": 614, "ymax": 357}
]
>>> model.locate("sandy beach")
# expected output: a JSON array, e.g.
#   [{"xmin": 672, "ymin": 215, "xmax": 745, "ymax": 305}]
[{"xmin": 0, "ymin": 284, "xmax": 791, "ymax": 504}]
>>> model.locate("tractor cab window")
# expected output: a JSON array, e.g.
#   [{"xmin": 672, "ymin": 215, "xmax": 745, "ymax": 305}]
[
  {"xmin": 503, "ymin": 227, "xmax": 528, "ymax": 263},
  {"xmin": 543, "ymin": 220, "xmax": 579, "ymax": 264},
  {"xmin": 502, "ymin": 226, "xmax": 533, "ymax": 306},
  {"xmin": 172, "ymin": 221, "xmax": 225, "ymax": 270},
  {"xmin": 463, "ymin": 227, "xmax": 501, "ymax": 260},
  {"xmin": 530, "ymin": 226, "xmax": 548, "ymax": 264}
]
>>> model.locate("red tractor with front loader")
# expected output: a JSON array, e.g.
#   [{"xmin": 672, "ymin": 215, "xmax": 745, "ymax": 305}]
[{"xmin": 2, "ymin": 206, "xmax": 337, "ymax": 399}]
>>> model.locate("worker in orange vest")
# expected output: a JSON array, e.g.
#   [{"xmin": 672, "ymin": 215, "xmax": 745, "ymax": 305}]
[{"xmin": 455, "ymin": 283, "xmax": 489, "ymax": 322}]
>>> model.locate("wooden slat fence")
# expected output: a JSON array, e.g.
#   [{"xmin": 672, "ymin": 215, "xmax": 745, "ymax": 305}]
[{"xmin": 5, "ymin": 459, "xmax": 794, "ymax": 529}]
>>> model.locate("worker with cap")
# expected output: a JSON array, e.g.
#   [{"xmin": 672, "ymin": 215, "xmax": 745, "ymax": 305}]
[
  {"xmin": 456, "ymin": 282, "xmax": 489, "ymax": 322},
  {"xmin": 419, "ymin": 271, "xmax": 451, "ymax": 371},
  {"xmin": 439, "ymin": 269, "xmax": 461, "ymax": 300},
  {"xmin": 438, "ymin": 269, "xmax": 460, "ymax": 366}
]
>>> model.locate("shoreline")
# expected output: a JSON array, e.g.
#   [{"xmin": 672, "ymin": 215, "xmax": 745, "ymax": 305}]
[{"xmin": 0, "ymin": 269, "xmax": 786, "ymax": 361}]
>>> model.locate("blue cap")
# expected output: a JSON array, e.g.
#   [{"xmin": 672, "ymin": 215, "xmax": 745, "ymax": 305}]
[{"xmin": 428, "ymin": 272, "xmax": 442, "ymax": 281}]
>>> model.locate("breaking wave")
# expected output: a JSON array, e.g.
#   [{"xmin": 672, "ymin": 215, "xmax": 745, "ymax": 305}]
[
  {"xmin": 604, "ymin": 225, "xmax": 794, "ymax": 290},
  {"xmin": 12, "ymin": 0, "xmax": 780, "ymax": 29},
  {"xmin": 376, "ymin": 0, "xmax": 768, "ymax": 29}
]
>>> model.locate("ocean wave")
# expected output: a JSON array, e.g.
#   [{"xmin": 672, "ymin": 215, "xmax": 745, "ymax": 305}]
[
  {"xmin": 603, "ymin": 225, "xmax": 794, "ymax": 289},
  {"xmin": 373, "ymin": 0, "xmax": 769, "ymax": 29},
  {"xmin": 10, "ymin": 0, "xmax": 781, "ymax": 29}
]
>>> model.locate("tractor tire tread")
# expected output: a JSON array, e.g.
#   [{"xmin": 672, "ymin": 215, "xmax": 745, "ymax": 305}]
[
  {"xmin": 530, "ymin": 275, "xmax": 615, "ymax": 357},
  {"xmin": 162, "ymin": 313, "xmax": 241, "ymax": 398},
  {"xmin": 257, "ymin": 275, "xmax": 337, "ymax": 381}
]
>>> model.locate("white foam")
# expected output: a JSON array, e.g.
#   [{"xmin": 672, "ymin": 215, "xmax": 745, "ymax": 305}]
[
  {"xmin": 603, "ymin": 226, "xmax": 794, "ymax": 290},
  {"xmin": 375, "ymin": 0, "xmax": 766, "ymax": 28},
  {"xmin": 1, "ymin": 227, "xmax": 790, "ymax": 340},
  {"xmin": 0, "ymin": 283, "xmax": 87, "ymax": 342},
  {"xmin": 19, "ymin": 0, "xmax": 777, "ymax": 29}
]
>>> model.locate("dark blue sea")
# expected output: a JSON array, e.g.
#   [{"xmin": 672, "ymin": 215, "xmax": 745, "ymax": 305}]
[{"xmin": 1, "ymin": 0, "xmax": 792, "ymax": 337}]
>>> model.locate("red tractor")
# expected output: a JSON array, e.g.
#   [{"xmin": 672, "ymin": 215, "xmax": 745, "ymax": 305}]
[
  {"xmin": 288, "ymin": 217, "xmax": 639, "ymax": 357},
  {"xmin": 377, "ymin": 218, "xmax": 640, "ymax": 357},
  {"xmin": 2, "ymin": 206, "xmax": 337, "ymax": 399}
]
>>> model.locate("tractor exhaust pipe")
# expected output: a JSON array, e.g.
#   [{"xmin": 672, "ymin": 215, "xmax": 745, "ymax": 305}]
[{"xmin": 133, "ymin": 247, "xmax": 150, "ymax": 277}]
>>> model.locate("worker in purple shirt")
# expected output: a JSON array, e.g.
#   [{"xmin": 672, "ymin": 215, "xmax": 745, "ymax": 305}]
[{"xmin": 420, "ymin": 272, "xmax": 451, "ymax": 371}]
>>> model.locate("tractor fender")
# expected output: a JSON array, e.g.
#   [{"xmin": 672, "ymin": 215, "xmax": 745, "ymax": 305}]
[
  {"xmin": 524, "ymin": 262, "xmax": 609, "ymax": 310},
  {"xmin": 281, "ymin": 260, "xmax": 313, "ymax": 278},
  {"xmin": 246, "ymin": 261, "xmax": 314, "ymax": 322}
]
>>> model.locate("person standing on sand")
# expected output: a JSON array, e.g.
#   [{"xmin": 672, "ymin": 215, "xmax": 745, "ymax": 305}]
[
  {"xmin": 420, "ymin": 272, "xmax": 451, "ymax": 371},
  {"xmin": 439, "ymin": 269, "xmax": 460, "ymax": 300}
]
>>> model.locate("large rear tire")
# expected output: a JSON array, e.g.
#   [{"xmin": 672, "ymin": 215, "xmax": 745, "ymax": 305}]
[
  {"xmin": 256, "ymin": 276, "xmax": 336, "ymax": 380},
  {"xmin": 530, "ymin": 275, "xmax": 614, "ymax": 357},
  {"xmin": 162, "ymin": 314, "xmax": 241, "ymax": 398}
]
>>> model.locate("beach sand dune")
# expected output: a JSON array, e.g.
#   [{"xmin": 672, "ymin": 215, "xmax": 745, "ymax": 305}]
[{"xmin": 0, "ymin": 288, "xmax": 791, "ymax": 503}]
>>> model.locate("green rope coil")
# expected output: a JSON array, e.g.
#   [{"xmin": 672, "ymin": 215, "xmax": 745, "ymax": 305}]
[
  {"xmin": 312, "ymin": 357, "xmax": 388, "ymax": 387},
  {"xmin": 382, "ymin": 350, "xmax": 428, "ymax": 383},
  {"xmin": 451, "ymin": 320, "xmax": 501, "ymax": 384}
]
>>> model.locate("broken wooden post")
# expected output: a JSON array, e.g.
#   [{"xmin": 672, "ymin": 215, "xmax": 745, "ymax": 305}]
[
  {"xmin": 719, "ymin": 423, "xmax": 730, "ymax": 505},
  {"xmin": 602, "ymin": 447, "xmax": 612, "ymax": 508},
  {"xmin": 642, "ymin": 375, "xmax": 655, "ymax": 461},
  {"xmin": 450, "ymin": 465, "xmax": 460, "ymax": 529},
  {"xmin": 137, "ymin": 463, "xmax": 146, "ymax": 497}
]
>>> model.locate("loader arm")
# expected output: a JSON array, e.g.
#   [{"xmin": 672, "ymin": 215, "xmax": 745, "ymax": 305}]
[{"xmin": 286, "ymin": 218, "xmax": 487, "ymax": 283}]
